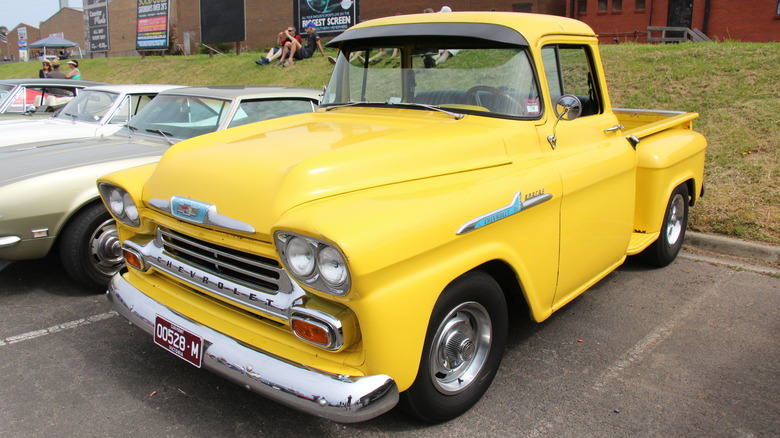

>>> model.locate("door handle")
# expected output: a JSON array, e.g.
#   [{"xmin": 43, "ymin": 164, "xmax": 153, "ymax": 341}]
[{"xmin": 603, "ymin": 124, "xmax": 624, "ymax": 133}]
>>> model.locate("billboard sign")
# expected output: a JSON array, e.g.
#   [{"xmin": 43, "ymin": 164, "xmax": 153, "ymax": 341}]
[
  {"xmin": 86, "ymin": 1, "xmax": 109, "ymax": 52},
  {"xmin": 136, "ymin": 0, "xmax": 170, "ymax": 50},
  {"xmin": 295, "ymin": 0, "xmax": 358, "ymax": 35},
  {"xmin": 200, "ymin": 0, "xmax": 246, "ymax": 44}
]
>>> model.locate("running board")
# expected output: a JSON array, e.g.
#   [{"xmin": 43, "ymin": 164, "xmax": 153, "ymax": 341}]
[{"xmin": 627, "ymin": 231, "xmax": 660, "ymax": 255}]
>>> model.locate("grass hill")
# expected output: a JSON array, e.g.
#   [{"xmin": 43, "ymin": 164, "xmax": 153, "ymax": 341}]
[{"xmin": 1, "ymin": 42, "xmax": 778, "ymax": 245}]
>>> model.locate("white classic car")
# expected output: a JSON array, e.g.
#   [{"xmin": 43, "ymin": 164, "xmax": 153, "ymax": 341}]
[
  {"xmin": 0, "ymin": 85, "xmax": 321, "ymax": 290},
  {"xmin": 0, "ymin": 84, "xmax": 182, "ymax": 147},
  {"xmin": 0, "ymin": 78, "xmax": 105, "ymax": 120}
]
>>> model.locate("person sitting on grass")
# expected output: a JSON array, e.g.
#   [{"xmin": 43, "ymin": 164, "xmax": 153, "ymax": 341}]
[
  {"xmin": 278, "ymin": 22, "xmax": 325, "ymax": 67},
  {"xmin": 256, "ymin": 27, "xmax": 299, "ymax": 66}
]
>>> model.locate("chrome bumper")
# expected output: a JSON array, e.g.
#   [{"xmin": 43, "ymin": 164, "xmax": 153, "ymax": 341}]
[{"xmin": 107, "ymin": 274, "xmax": 399, "ymax": 423}]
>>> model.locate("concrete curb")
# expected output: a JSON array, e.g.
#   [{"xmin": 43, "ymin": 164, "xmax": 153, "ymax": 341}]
[{"xmin": 684, "ymin": 231, "xmax": 780, "ymax": 264}]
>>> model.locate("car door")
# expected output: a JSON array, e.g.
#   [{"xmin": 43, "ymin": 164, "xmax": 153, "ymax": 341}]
[{"xmin": 538, "ymin": 42, "xmax": 637, "ymax": 311}]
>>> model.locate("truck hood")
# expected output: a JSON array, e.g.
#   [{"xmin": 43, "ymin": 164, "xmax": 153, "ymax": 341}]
[
  {"xmin": 0, "ymin": 132, "xmax": 171, "ymax": 187},
  {"xmin": 143, "ymin": 109, "xmax": 511, "ymax": 235}
]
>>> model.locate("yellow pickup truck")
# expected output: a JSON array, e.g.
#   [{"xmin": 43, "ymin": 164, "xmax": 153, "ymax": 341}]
[{"xmin": 98, "ymin": 12, "xmax": 706, "ymax": 423}]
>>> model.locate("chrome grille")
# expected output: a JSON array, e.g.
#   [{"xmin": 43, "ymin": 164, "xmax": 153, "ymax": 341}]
[{"xmin": 157, "ymin": 227, "xmax": 290, "ymax": 294}]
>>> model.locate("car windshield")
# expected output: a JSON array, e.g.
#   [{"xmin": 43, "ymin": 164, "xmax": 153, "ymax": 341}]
[
  {"xmin": 56, "ymin": 89, "xmax": 119, "ymax": 123},
  {"xmin": 127, "ymin": 94, "xmax": 231, "ymax": 140},
  {"xmin": 322, "ymin": 47, "xmax": 541, "ymax": 119},
  {"xmin": 227, "ymin": 98, "xmax": 316, "ymax": 129}
]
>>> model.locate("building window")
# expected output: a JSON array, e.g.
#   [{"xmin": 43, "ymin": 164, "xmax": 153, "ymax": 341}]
[
  {"xmin": 578, "ymin": 0, "xmax": 588, "ymax": 14},
  {"xmin": 598, "ymin": 0, "xmax": 608, "ymax": 12},
  {"xmin": 776, "ymin": 0, "xmax": 780, "ymax": 14},
  {"xmin": 636, "ymin": 0, "xmax": 646, "ymax": 10},
  {"xmin": 612, "ymin": 0, "xmax": 622, "ymax": 11}
]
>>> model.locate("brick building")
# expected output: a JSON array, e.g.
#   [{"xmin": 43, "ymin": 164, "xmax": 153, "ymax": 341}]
[
  {"xmin": 1, "ymin": 8, "xmax": 86, "ymax": 62},
  {"xmin": 566, "ymin": 0, "xmax": 780, "ymax": 43},
  {"xmin": 61, "ymin": 0, "xmax": 567, "ymax": 58},
  {"xmin": 2, "ymin": 25, "xmax": 41, "ymax": 62}
]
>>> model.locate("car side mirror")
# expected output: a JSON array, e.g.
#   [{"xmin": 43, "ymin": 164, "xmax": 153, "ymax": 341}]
[{"xmin": 547, "ymin": 94, "xmax": 582, "ymax": 149}]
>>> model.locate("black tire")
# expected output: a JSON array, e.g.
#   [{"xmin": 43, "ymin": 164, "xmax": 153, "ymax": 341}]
[
  {"xmin": 640, "ymin": 183, "xmax": 689, "ymax": 267},
  {"xmin": 59, "ymin": 203, "xmax": 123, "ymax": 292},
  {"xmin": 400, "ymin": 271, "xmax": 508, "ymax": 423}
]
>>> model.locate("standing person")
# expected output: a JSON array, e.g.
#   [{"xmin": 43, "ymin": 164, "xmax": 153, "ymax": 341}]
[
  {"xmin": 256, "ymin": 27, "xmax": 298, "ymax": 66},
  {"xmin": 65, "ymin": 60, "xmax": 81, "ymax": 79},
  {"xmin": 47, "ymin": 59, "xmax": 66, "ymax": 79},
  {"xmin": 274, "ymin": 27, "xmax": 302, "ymax": 67},
  {"xmin": 39, "ymin": 61, "xmax": 52, "ymax": 78}
]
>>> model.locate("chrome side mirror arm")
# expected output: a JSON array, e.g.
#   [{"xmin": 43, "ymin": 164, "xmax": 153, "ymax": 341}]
[{"xmin": 547, "ymin": 94, "xmax": 582, "ymax": 150}]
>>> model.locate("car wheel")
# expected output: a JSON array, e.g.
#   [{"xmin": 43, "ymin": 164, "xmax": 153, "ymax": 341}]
[
  {"xmin": 400, "ymin": 271, "xmax": 508, "ymax": 423},
  {"xmin": 59, "ymin": 203, "xmax": 123, "ymax": 292},
  {"xmin": 640, "ymin": 183, "xmax": 689, "ymax": 267}
]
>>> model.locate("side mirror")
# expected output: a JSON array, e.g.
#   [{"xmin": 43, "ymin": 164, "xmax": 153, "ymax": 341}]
[
  {"xmin": 553, "ymin": 95, "xmax": 582, "ymax": 121},
  {"xmin": 547, "ymin": 94, "xmax": 582, "ymax": 149}
]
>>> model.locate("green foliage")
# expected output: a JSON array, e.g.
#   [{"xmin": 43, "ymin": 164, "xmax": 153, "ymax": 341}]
[{"xmin": 0, "ymin": 42, "xmax": 777, "ymax": 244}]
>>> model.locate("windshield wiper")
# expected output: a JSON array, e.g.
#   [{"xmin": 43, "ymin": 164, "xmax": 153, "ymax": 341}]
[
  {"xmin": 324, "ymin": 101, "xmax": 464, "ymax": 120},
  {"xmin": 146, "ymin": 129, "xmax": 175, "ymax": 145}
]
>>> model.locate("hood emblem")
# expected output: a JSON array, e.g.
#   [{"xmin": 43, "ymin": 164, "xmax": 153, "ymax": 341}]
[
  {"xmin": 149, "ymin": 196, "xmax": 256, "ymax": 234},
  {"xmin": 457, "ymin": 190, "xmax": 552, "ymax": 235}
]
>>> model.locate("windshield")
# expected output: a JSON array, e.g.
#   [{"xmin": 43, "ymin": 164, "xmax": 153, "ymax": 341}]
[
  {"xmin": 322, "ymin": 47, "xmax": 541, "ymax": 118},
  {"xmin": 127, "ymin": 94, "xmax": 231, "ymax": 140},
  {"xmin": 57, "ymin": 89, "xmax": 119, "ymax": 123}
]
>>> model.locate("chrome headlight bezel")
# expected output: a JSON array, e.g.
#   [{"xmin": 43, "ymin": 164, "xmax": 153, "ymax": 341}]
[
  {"xmin": 98, "ymin": 183, "xmax": 141, "ymax": 227},
  {"xmin": 274, "ymin": 231, "xmax": 351, "ymax": 296}
]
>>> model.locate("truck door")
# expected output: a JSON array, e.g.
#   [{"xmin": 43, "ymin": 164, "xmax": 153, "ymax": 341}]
[{"xmin": 539, "ymin": 43, "xmax": 637, "ymax": 311}]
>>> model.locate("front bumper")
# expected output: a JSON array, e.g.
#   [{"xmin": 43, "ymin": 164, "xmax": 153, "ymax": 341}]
[{"xmin": 107, "ymin": 274, "xmax": 399, "ymax": 423}]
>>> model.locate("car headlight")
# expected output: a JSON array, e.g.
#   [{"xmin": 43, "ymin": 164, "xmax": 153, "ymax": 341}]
[
  {"xmin": 275, "ymin": 231, "xmax": 350, "ymax": 296},
  {"xmin": 98, "ymin": 183, "xmax": 140, "ymax": 227}
]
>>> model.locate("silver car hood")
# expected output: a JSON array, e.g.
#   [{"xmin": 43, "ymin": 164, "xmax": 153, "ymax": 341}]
[{"xmin": 0, "ymin": 132, "xmax": 172, "ymax": 187}]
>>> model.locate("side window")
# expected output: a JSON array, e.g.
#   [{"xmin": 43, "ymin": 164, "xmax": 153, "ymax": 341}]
[
  {"xmin": 110, "ymin": 94, "xmax": 154, "ymax": 124},
  {"xmin": 541, "ymin": 45, "xmax": 602, "ymax": 117}
]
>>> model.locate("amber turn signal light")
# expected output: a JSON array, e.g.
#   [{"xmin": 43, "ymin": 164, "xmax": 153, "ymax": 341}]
[
  {"xmin": 291, "ymin": 318, "xmax": 332, "ymax": 347},
  {"xmin": 122, "ymin": 247, "xmax": 145, "ymax": 271}
]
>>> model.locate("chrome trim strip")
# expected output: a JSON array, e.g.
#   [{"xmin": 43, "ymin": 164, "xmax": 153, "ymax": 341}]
[
  {"xmin": 457, "ymin": 191, "xmax": 553, "ymax": 235},
  {"xmin": 108, "ymin": 274, "xmax": 398, "ymax": 423},
  {"xmin": 149, "ymin": 197, "xmax": 256, "ymax": 234},
  {"xmin": 0, "ymin": 236, "xmax": 22, "ymax": 248}
]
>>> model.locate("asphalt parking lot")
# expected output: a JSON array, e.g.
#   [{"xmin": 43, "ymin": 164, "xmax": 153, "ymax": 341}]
[{"xmin": 1, "ymin": 248, "xmax": 778, "ymax": 437}]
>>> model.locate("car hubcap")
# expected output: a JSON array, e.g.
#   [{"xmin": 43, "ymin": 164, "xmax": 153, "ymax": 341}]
[
  {"xmin": 429, "ymin": 301, "xmax": 492, "ymax": 395},
  {"xmin": 665, "ymin": 193, "xmax": 686, "ymax": 246},
  {"xmin": 89, "ymin": 218, "xmax": 123, "ymax": 276}
]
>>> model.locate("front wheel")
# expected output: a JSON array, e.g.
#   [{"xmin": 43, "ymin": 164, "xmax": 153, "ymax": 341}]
[
  {"xmin": 400, "ymin": 271, "xmax": 508, "ymax": 423},
  {"xmin": 640, "ymin": 183, "xmax": 689, "ymax": 267},
  {"xmin": 59, "ymin": 203, "xmax": 124, "ymax": 292}
]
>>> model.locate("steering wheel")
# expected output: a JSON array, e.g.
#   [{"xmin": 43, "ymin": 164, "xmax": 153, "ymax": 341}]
[{"xmin": 465, "ymin": 86, "xmax": 524, "ymax": 115}]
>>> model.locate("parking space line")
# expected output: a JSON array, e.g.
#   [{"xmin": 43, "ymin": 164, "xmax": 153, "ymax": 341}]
[
  {"xmin": 592, "ymin": 269, "xmax": 734, "ymax": 389},
  {"xmin": 0, "ymin": 311, "xmax": 118, "ymax": 347}
]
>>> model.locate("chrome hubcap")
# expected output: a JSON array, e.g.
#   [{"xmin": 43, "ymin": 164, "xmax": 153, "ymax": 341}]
[
  {"xmin": 429, "ymin": 302, "xmax": 492, "ymax": 395},
  {"xmin": 89, "ymin": 218, "xmax": 123, "ymax": 276},
  {"xmin": 665, "ymin": 193, "xmax": 686, "ymax": 246}
]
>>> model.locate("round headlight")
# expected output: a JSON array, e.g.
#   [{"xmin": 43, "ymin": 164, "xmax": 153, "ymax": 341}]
[
  {"xmin": 123, "ymin": 192, "xmax": 139, "ymax": 221},
  {"xmin": 108, "ymin": 189, "xmax": 125, "ymax": 216},
  {"xmin": 317, "ymin": 246, "xmax": 347, "ymax": 287},
  {"xmin": 286, "ymin": 237, "xmax": 316, "ymax": 277}
]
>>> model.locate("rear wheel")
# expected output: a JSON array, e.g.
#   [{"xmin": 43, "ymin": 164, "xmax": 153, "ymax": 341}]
[
  {"xmin": 400, "ymin": 271, "xmax": 508, "ymax": 423},
  {"xmin": 59, "ymin": 203, "xmax": 123, "ymax": 292},
  {"xmin": 640, "ymin": 183, "xmax": 689, "ymax": 267}
]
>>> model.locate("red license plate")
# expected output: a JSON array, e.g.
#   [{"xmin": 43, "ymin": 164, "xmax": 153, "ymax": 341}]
[{"xmin": 154, "ymin": 315, "xmax": 203, "ymax": 368}]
